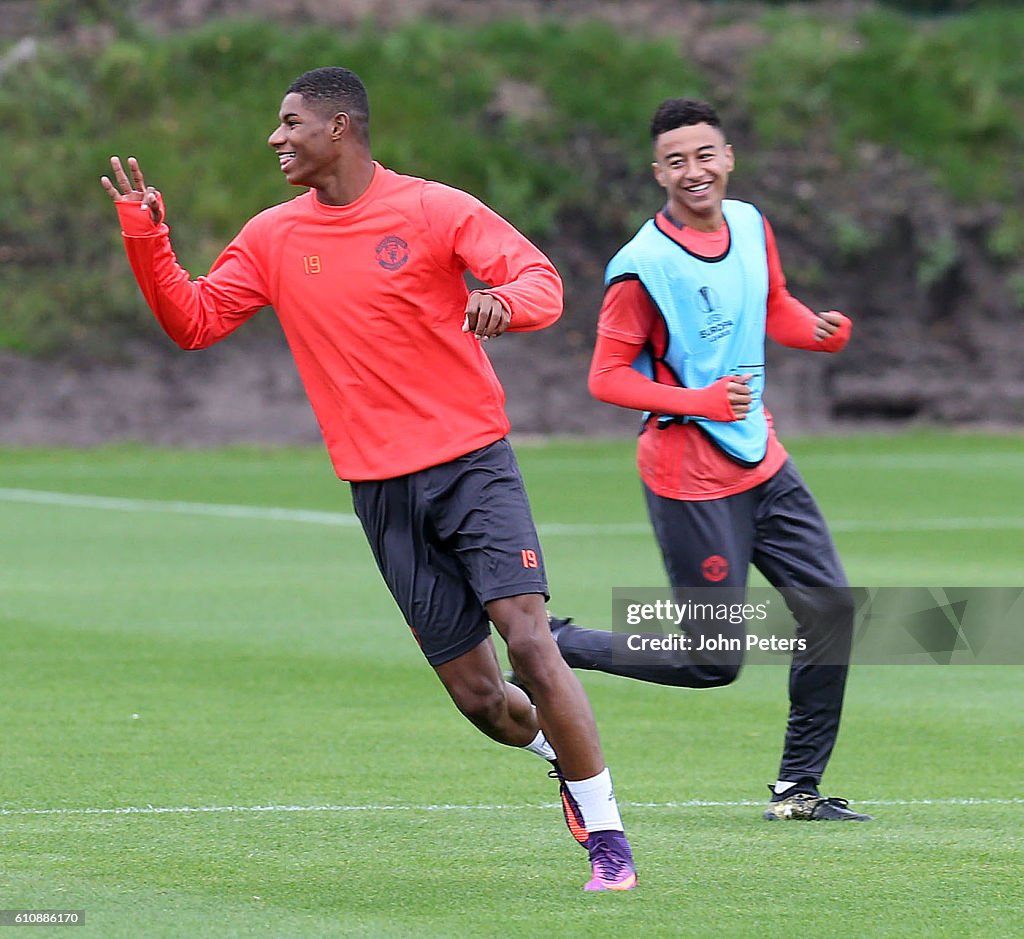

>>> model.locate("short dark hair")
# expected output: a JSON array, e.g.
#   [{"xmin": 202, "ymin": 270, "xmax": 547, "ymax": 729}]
[
  {"xmin": 650, "ymin": 98, "xmax": 722, "ymax": 141},
  {"xmin": 287, "ymin": 66, "xmax": 370, "ymax": 144}
]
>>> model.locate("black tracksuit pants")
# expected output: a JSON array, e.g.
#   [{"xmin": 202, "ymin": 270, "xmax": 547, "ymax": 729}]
[{"xmin": 557, "ymin": 458, "xmax": 854, "ymax": 788}]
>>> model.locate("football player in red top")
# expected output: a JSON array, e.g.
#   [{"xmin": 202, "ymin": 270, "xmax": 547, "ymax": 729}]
[{"xmin": 101, "ymin": 67, "xmax": 636, "ymax": 890}]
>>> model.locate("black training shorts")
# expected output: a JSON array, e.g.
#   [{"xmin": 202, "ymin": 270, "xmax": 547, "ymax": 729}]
[{"xmin": 350, "ymin": 438, "xmax": 549, "ymax": 666}]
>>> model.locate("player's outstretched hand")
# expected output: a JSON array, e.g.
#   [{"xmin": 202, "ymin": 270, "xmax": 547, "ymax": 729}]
[
  {"xmin": 463, "ymin": 291, "xmax": 511, "ymax": 341},
  {"xmin": 100, "ymin": 156, "xmax": 163, "ymax": 225}
]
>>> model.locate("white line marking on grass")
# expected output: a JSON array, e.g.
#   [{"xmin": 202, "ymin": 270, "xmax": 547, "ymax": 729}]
[
  {"xmin": 0, "ymin": 487, "xmax": 1020, "ymax": 536},
  {"xmin": 2, "ymin": 797, "xmax": 1021, "ymax": 818},
  {"xmin": 0, "ymin": 488, "xmax": 362, "ymax": 528}
]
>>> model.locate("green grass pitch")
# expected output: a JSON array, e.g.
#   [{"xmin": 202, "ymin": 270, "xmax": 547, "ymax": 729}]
[{"xmin": 0, "ymin": 432, "xmax": 1021, "ymax": 938}]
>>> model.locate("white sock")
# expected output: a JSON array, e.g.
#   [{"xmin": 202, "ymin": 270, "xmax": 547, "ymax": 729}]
[
  {"xmin": 523, "ymin": 729, "xmax": 557, "ymax": 762},
  {"xmin": 565, "ymin": 768, "xmax": 623, "ymax": 832}
]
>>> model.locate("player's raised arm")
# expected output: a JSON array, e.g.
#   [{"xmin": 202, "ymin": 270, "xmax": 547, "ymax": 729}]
[{"xmin": 101, "ymin": 155, "xmax": 269, "ymax": 350}]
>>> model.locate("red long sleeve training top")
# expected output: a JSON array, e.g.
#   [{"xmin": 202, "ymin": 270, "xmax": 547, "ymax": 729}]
[
  {"xmin": 116, "ymin": 163, "xmax": 562, "ymax": 481},
  {"xmin": 590, "ymin": 211, "xmax": 850, "ymax": 500}
]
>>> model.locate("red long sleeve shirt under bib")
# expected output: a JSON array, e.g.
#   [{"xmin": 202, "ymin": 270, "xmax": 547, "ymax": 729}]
[
  {"xmin": 590, "ymin": 211, "xmax": 850, "ymax": 500},
  {"xmin": 116, "ymin": 163, "xmax": 562, "ymax": 481}
]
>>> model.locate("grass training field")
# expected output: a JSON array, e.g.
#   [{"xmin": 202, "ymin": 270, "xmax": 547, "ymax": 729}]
[{"xmin": 1, "ymin": 432, "xmax": 1021, "ymax": 938}]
